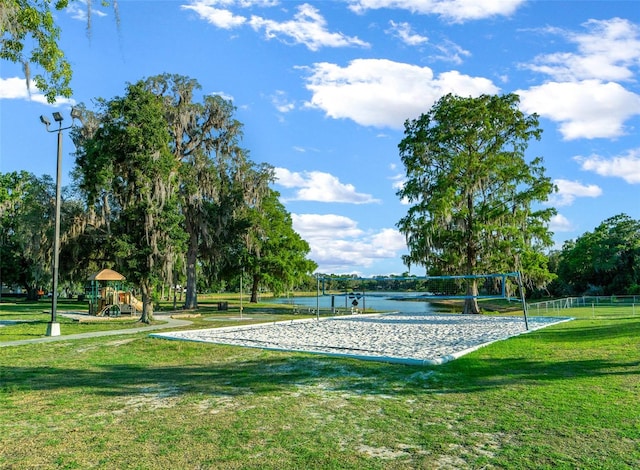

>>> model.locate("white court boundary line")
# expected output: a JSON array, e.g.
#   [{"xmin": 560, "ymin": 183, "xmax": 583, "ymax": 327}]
[{"xmin": 151, "ymin": 312, "xmax": 573, "ymax": 366}]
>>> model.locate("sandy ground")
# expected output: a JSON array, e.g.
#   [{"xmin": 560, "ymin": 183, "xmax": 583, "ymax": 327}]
[{"xmin": 151, "ymin": 312, "xmax": 571, "ymax": 365}]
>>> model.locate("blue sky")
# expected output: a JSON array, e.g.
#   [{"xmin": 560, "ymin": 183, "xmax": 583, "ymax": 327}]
[{"xmin": 1, "ymin": 0, "xmax": 639, "ymax": 276}]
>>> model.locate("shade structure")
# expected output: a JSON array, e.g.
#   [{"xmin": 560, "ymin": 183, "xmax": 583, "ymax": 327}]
[{"xmin": 87, "ymin": 269, "xmax": 126, "ymax": 282}]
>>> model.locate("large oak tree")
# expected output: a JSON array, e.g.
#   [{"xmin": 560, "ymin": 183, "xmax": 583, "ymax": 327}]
[
  {"xmin": 240, "ymin": 189, "xmax": 318, "ymax": 303},
  {"xmin": 73, "ymin": 81, "xmax": 184, "ymax": 322},
  {"xmin": 141, "ymin": 74, "xmax": 272, "ymax": 309},
  {"xmin": 397, "ymin": 93, "xmax": 556, "ymax": 313}
]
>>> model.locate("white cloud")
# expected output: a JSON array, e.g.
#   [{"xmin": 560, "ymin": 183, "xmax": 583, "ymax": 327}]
[
  {"xmin": 549, "ymin": 179, "xmax": 602, "ymax": 207},
  {"xmin": 430, "ymin": 38, "xmax": 471, "ymax": 65},
  {"xmin": 526, "ymin": 18, "xmax": 640, "ymax": 82},
  {"xmin": 66, "ymin": 0, "xmax": 107, "ymax": 21},
  {"xmin": 183, "ymin": 2, "xmax": 369, "ymax": 49},
  {"xmin": 291, "ymin": 213, "xmax": 406, "ymax": 272},
  {"xmin": 181, "ymin": 1, "xmax": 247, "ymax": 29},
  {"xmin": 348, "ymin": 0, "xmax": 525, "ymax": 23},
  {"xmin": 389, "ymin": 173, "xmax": 409, "ymax": 205},
  {"xmin": 549, "ymin": 214, "xmax": 573, "ymax": 233},
  {"xmin": 575, "ymin": 148, "xmax": 640, "ymax": 184},
  {"xmin": 0, "ymin": 76, "xmax": 75, "ymax": 106},
  {"xmin": 371, "ymin": 228, "xmax": 406, "ymax": 250},
  {"xmin": 517, "ymin": 18, "xmax": 640, "ymax": 141},
  {"xmin": 210, "ymin": 90, "xmax": 235, "ymax": 101},
  {"xmin": 275, "ymin": 167, "xmax": 380, "ymax": 204},
  {"xmin": 303, "ymin": 59, "xmax": 499, "ymax": 129},
  {"xmin": 291, "ymin": 145, "xmax": 320, "ymax": 153},
  {"xmin": 270, "ymin": 90, "xmax": 295, "ymax": 113},
  {"xmin": 249, "ymin": 3, "xmax": 369, "ymax": 50},
  {"xmin": 390, "ymin": 175, "xmax": 404, "ymax": 190},
  {"xmin": 387, "ymin": 21, "xmax": 428, "ymax": 46},
  {"xmin": 0, "ymin": 77, "xmax": 34, "ymax": 100},
  {"xmin": 292, "ymin": 213, "xmax": 364, "ymax": 239},
  {"xmin": 517, "ymin": 80, "xmax": 640, "ymax": 140},
  {"xmin": 240, "ymin": 0, "xmax": 280, "ymax": 5}
]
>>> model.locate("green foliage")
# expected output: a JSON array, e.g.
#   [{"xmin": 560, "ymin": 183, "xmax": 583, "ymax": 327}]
[
  {"xmin": 139, "ymin": 74, "xmax": 272, "ymax": 309},
  {"xmin": 554, "ymin": 214, "xmax": 640, "ymax": 295},
  {"xmin": 0, "ymin": 171, "xmax": 56, "ymax": 297},
  {"xmin": 1, "ymin": 1, "xmax": 118, "ymax": 102},
  {"xmin": 73, "ymin": 81, "xmax": 185, "ymax": 321},
  {"xmin": 57, "ymin": 192, "xmax": 107, "ymax": 285},
  {"xmin": 70, "ymin": 73, "xmax": 301, "ymax": 314},
  {"xmin": 1, "ymin": 0, "xmax": 72, "ymax": 101},
  {"xmin": 0, "ymin": 171, "xmax": 104, "ymax": 298},
  {"xmin": 241, "ymin": 189, "xmax": 318, "ymax": 301},
  {"xmin": 397, "ymin": 93, "xmax": 556, "ymax": 300},
  {"xmin": 69, "ymin": 74, "xmax": 315, "ymax": 314}
]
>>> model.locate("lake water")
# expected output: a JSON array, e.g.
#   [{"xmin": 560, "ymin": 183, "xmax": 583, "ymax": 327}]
[{"xmin": 267, "ymin": 292, "xmax": 453, "ymax": 314}]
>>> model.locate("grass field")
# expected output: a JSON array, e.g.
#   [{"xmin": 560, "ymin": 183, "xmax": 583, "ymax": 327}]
[{"xmin": 0, "ymin": 298, "xmax": 638, "ymax": 469}]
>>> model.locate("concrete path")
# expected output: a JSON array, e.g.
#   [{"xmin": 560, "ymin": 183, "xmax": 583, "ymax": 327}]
[{"xmin": 0, "ymin": 314, "xmax": 193, "ymax": 348}]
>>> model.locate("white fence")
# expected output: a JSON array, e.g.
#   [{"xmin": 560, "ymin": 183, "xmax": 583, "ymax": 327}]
[{"xmin": 528, "ymin": 295, "xmax": 639, "ymax": 315}]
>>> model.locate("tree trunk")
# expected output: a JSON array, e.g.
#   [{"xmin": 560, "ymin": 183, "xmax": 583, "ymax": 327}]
[
  {"xmin": 250, "ymin": 274, "xmax": 260, "ymax": 303},
  {"xmin": 26, "ymin": 286, "xmax": 40, "ymax": 301},
  {"xmin": 172, "ymin": 286, "xmax": 177, "ymax": 310},
  {"xmin": 139, "ymin": 278, "xmax": 154, "ymax": 323},
  {"xmin": 463, "ymin": 190, "xmax": 480, "ymax": 315},
  {"xmin": 463, "ymin": 279, "xmax": 480, "ymax": 314},
  {"xmin": 184, "ymin": 230, "xmax": 198, "ymax": 309}
]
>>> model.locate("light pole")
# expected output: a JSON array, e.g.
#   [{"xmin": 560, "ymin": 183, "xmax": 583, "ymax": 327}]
[
  {"xmin": 240, "ymin": 268, "xmax": 244, "ymax": 318},
  {"xmin": 40, "ymin": 107, "xmax": 82, "ymax": 336}
]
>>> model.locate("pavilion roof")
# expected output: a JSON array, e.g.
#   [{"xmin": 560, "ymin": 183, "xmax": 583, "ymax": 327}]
[{"xmin": 87, "ymin": 269, "xmax": 126, "ymax": 281}]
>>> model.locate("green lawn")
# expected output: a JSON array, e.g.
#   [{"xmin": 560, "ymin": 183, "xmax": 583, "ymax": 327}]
[
  {"xmin": 0, "ymin": 299, "xmax": 161, "ymax": 341},
  {"xmin": 0, "ymin": 297, "xmax": 305, "ymax": 341},
  {"xmin": 0, "ymin": 302, "xmax": 638, "ymax": 469}
]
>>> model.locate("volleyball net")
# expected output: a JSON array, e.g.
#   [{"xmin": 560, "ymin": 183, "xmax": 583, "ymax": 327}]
[{"xmin": 317, "ymin": 272, "xmax": 529, "ymax": 329}]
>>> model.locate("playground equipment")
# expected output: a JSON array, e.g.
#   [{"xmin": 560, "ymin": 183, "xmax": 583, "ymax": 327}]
[{"xmin": 86, "ymin": 269, "xmax": 143, "ymax": 317}]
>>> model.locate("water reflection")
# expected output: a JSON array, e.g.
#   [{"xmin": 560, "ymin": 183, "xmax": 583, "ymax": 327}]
[{"xmin": 267, "ymin": 292, "xmax": 454, "ymax": 314}]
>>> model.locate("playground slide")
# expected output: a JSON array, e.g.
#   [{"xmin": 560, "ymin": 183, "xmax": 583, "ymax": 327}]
[{"xmin": 130, "ymin": 295, "xmax": 144, "ymax": 313}]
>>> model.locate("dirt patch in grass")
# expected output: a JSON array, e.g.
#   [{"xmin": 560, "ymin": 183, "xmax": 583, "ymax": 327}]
[{"xmin": 1, "ymin": 312, "xmax": 639, "ymax": 469}]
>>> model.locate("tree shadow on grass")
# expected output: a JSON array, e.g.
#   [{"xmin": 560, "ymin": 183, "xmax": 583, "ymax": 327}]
[
  {"xmin": 2, "ymin": 317, "xmax": 638, "ymax": 398},
  {"xmin": 527, "ymin": 318, "xmax": 640, "ymax": 342},
  {"xmin": 438, "ymin": 356, "xmax": 640, "ymax": 393},
  {"xmin": 1, "ymin": 348, "xmax": 638, "ymax": 399},
  {"xmin": 1, "ymin": 355, "xmax": 415, "ymax": 397}
]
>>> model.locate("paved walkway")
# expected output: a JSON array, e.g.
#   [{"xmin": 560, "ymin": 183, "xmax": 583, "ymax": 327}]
[{"xmin": 0, "ymin": 314, "xmax": 193, "ymax": 348}]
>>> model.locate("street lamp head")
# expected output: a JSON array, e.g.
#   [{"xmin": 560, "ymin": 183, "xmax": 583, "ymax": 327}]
[
  {"xmin": 52, "ymin": 112, "xmax": 64, "ymax": 123},
  {"xmin": 70, "ymin": 107, "xmax": 82, "ymax": 120},
  {"xmin": 40, "ymin": 115, "xmax": 51, "ymax": 126}
]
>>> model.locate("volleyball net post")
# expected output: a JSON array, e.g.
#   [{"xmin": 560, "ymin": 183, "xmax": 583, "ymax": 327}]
[{"xmin": 516, "ymin": 271, "xmax": 529, "ymax": 330}]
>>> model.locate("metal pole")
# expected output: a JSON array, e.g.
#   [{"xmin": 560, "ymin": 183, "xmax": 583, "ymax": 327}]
[
  {"xmin": 40, "ymin": 109, "xmax": 83, "ymax": 336},
  {"xmin": 47, "ymin": 128, "xmax": 63, "ymax": 336},
  {"xmin": 316, "ymin": 275, "xmax": 320, "ymax": 321},
  {"xmin": 517, "ymin": 271, "xmax": 529, "ymax": 331},
  {"xmin": 240, "ymin": 269, "xmax": 243, "ymax": 318},
  {"xmin": 362, "ymin": 288, "xmax": 366, "ymax": 313}
]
